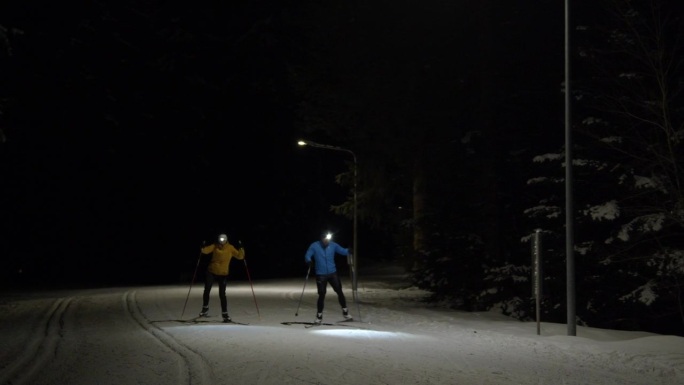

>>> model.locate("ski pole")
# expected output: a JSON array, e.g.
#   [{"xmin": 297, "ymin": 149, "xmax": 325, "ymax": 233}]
[
  {"xmin": 295, "ymin": 263, "xmax": 311, "ymax": 316},
  {"xmin": 242, "ymin": 257, "xmax": 261, "ymax": 320},
  {"xmin": 181, "ymin": 247, "xmax": 203, "ymax": 319},
  {"xmin": 346, "ymin": 252, "xmax": 362, "ymax": 321},
  {"xmin": 347, "ymin": 252, "xmax": 356, "ymax": 302},
  {"xmin": 347, "ymin": 252, "xmax": 354, "ymax": 300},
  {"xmin": 351, "ymin": 263, "xmax": 362, "ymax": 321},
  {"xmin": 238, "ymin": 240, "xmax": 260, "ymax": 319}
]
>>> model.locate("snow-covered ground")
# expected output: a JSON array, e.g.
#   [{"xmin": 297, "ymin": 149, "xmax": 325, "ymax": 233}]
[{"xmin": 1, "ymin": 263, "xmax": 682, "ymax": 385}]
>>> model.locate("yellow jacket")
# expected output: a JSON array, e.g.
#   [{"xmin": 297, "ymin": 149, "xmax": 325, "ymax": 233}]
[{"xmin": 201, "ymin": 243, "xmax": 245, "ymax": 276}]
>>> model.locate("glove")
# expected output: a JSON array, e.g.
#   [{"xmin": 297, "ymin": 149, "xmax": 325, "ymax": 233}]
[{"xmin": 238, "ymin": 240, "xmax": 243, "ymax": 248}]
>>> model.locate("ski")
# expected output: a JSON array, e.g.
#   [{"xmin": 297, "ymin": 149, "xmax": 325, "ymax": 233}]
[
  {"xmin": 171, "ymin": 317, "xmax": 249, "ymax": 325},
  {"xmin": 281, "ymin": 321, "xmax": 359, "ymax": 328},
  {"xmin": 223, "ymin": 320, "xmax": 250, "ymax": 326},
  {"xmin": 336, "ymin": 319, "xmax": 372, "ymax": 326},
  {"xmin": 281, "ymin": 321, "xmax": 335, "ymax": 327}
]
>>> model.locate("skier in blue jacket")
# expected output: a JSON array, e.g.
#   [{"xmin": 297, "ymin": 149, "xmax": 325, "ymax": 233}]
[{"xmin": 304, "ymin": 231, "xmax": 353, "ymax": 324}]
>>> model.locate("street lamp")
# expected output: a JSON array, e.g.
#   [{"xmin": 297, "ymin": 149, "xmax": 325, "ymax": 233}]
[{"xmin": 297, "ymin": 139, "xmax": 359, "ymax": 303}]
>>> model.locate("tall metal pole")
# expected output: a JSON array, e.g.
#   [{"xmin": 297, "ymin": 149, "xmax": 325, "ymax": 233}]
[
  {"xmin": 351, "ymin": 152, "xmax": 358, "ymax": 297},
  {"xmin": 532, "ymin": 229, "xmax": 543, "ymax": 336},
  {"xmin": 565, "ymin": 0, "xmax": 576, "ymax": 336},
  {"xmin": 297, "ymin": 140, "xmax": 359, "ymax": 304}
]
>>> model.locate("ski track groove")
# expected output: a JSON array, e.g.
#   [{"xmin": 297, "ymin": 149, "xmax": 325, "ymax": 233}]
[
  {"xmin": 123, "ymin": 290, "xmax": 214, "ymax": 385},
  {"xmin": 0, "ymin": 297, "xmax": 73, "ymax": 385}
]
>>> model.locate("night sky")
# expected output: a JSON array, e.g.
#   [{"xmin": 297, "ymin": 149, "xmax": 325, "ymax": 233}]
[
  {"xmin": 0, "ymin": 1, "xmax": 372, "ymax": 287},
  {"xmin": 1, "ymin": 1, "xmax": 564, "ymax": 287}
]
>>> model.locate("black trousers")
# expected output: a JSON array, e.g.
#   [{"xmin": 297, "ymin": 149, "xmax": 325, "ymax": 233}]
[
  {"xmin": 315, "ymin": 272, "xmax": 347, "ymax": 314},
  {"xmin": 202, "ymin": 271, "xmax": 228, "ymax": 314}
]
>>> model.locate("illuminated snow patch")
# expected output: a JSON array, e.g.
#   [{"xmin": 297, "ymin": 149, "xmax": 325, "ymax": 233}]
[{"xmin": 310, "ymin": 329, "xmax": 415, "ymax": 339}]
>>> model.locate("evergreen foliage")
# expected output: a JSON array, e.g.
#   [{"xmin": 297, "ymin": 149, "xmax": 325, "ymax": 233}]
[{"xmin": 518, "ymin": 0, "xmax": 684, "ymax": 334}]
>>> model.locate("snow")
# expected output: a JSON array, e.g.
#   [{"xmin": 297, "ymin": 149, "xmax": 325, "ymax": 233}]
[
  {"xmin": 1, "ymin": 262, "xmax": 682, "ymax": 385},
  {"xmin": 583, "ymin": 200, "xmax": 620, "ymax": 221}
]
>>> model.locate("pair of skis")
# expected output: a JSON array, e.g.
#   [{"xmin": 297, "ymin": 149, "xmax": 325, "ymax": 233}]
[
  {"xmin": 181, "ymin": 315, "xmax": 249, "ymax": 325},
  {"xmin": 282, "ymin": 319, "xmax": 357, "ymax": 328}
]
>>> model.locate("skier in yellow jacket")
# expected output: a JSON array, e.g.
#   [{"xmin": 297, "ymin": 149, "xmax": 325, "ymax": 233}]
[{"xmin": 198, "ymin": 233, "xmax": 245, "ymax": 322}]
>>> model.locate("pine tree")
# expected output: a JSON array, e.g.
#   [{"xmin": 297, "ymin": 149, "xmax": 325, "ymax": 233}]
[{"xmin": 520, "ymin": 0, "xmax": 684, "ymax": 334}]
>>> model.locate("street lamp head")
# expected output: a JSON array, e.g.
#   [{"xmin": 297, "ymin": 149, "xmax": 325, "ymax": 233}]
[{"xmin": 296, "ymin": 139, "xmax": 353, "ymax": 156}]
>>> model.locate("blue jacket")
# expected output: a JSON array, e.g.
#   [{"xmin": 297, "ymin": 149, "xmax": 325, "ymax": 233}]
[{"xmin": 304, "ymin": 240, "xmax": 350, "ymax": 275}]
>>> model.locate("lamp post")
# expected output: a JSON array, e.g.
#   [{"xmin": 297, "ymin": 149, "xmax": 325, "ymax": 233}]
[
  {"xmin": 297, "ymin": 139, "xmax": 359, "ymax": 302},
  {"xmin": 564, "ymin": 0, "xmax": 576, "ymax": 337}
]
